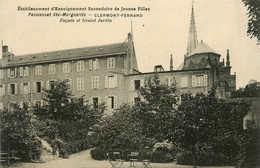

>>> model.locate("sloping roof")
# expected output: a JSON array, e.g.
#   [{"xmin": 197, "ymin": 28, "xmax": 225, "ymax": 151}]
[
  {"xmin": 187, "ymin": 40, "xmax": 219, "ymax": 57},
  {"xmin": 6, "ymin": 42, "xmax": 128, "ymax": 66}
]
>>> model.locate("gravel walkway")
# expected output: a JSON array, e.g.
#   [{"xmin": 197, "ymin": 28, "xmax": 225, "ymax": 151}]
[{"xmin": 5, "ymin": 150, "xmax": 234, "ymax": 168}]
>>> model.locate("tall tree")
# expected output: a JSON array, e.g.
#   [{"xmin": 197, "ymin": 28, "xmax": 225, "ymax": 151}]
[{"xmin": 242, "ymin": 0, "xmax": 260, "ymax": 43}]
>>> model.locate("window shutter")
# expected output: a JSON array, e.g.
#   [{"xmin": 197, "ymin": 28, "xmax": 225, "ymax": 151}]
[
  {"xmin": 46, "ymin": 80, "xmax": 50, "ymax": 90},
  {"xmin": 130, "ymin": 80, "xmax": 134, "ymax": 91},
  {"xmin": 25, "ymin": 67, "xmax": 29, "ymax": 76},
  {"xmin": 15, "ymin": 83, "xmax": 17, "ymax": 94},
  {"xmin": 203, "ymin": 74, "xmax": 207, "ymax": 86},
  {"xmin": 40, "ymin": 66, "xmax": 42, "ymax": 75},
  {"xmin": 166, "ymin": 77, "xmax": 169, "ymax": 86},
  {"xmin": 20, "ymin": 102, "xmax": 23, "ymax": 108},
  {"xmin": 53, "ymin": 64, "xmax": 56, "ymax": 74},
  {"xmin": 27, "ymin": 82, "xmax": 30, "ymax": 94},
  {"xmin": 114, "ymin": 75, "xmax": 117, "ymax": 88},
  {"xmin": 97, "ymin": 76, "xmax": 99, "ymax": 89},
  {"xmin": 105, "ymin": 76, "xmax": 108, "ymax": 88},
  {"xmin": 41, "ymin": 81, "xmax": 44, "ymax": 92},
  {"xmin": 96, "ymin": 59, "xmax": 99, "ymax": 70},
  {"xmin": 170, "ymin": 77, "xmax": 174, "ymax": 85},
  {"xmin": 98, "ymin": 97, "xmax": 101, "ymax": 105},
  {"xmin": 33, "ymin": 82, "xmax": 36, "ymax": 93},
  {"xmin": 140, "ymin": 79, "xmax": 144, "ymax": 87},
  {"xmin": 2, "ymin": 84, "xmax": 5, "ymax": 96},
  {"xmin": 113, "ymin": 58, "xmax": 116, "ymax": 68},
  {"xmin": 114, "ymin": 96, "xmax": 117, "ymax": 109},
  {"xmin": 89, "ymin": 60, "xmax": 93, "ymax": 70},
  {"xmin": 107, "ymin": 59, "xmax": 109, "ymax": 68},
  {"xmin": 192, "ymin": 75, "xmax": 195, "ymax": 87},
  {"xmin": 7, "ymin": 69, "xmax": 10, "ymax": 78},
  {"xmin": 91, "ymin": 77, "xmax": 94, "ymax": 89},
  {"xmin": 105, "ymin": 96, "xmax": 109, "ymax": 109},
  {"xmin": 7, "ymin": 84, "xmax": 10, "ymax": 95},
  {"xmin": 89, "ymin": 97, "xmax": 92, "ymax": 105},
  {"xmin": 20, "ymin": 83, "xmax": 24, "ymax": 94},
  {"xmin": 14, "ymin": 68, "xmax": 17, "ymax": 77},
  {"xmin": 20, "ymin": 67, "xmax": 23, "ymax": 76}
]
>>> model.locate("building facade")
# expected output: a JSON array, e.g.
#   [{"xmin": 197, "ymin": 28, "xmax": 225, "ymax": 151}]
[{"xmin": 0, "ymin": 5, "xmax": 236, "ymax": 112}]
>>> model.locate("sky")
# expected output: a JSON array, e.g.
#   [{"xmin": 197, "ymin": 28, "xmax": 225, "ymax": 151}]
[{"xmin": 0, "ymin": 0, "xmax": 259, "ymax": 88}]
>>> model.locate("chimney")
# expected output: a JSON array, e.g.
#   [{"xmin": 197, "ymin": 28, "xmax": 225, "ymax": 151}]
[
  {"xmin": 170, "ymin": 54, "xmax": 173, "ymax": 71},
  {"xmin": 226, "ymin": 49, "xmax": 230, "ymax": 67}
]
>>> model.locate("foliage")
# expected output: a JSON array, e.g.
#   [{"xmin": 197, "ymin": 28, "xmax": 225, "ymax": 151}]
[
  {"xmin": 236, "ymin": 127, "xmax": 260, "ymax": 168},
  {"xmin": 231, "ymin": 80, "xmax": 260, "ymax": 98},
  {"xmin": 0, "ymin": 104, "xmax": 42, "ymax": 161},
  {"xmin": 242, "ymin": 0, "xmax": 260, "ymax": 43},
  {"xmin": 172, "ymin": 89, "xmax": 250, "ymax": 167},
  {"xmin": 33, "ymin": 80, "xmax": 104, "ymax": 157},
  {"xmin": 90, "ymin": 147, "xmax": 107, "ymax": 160}
]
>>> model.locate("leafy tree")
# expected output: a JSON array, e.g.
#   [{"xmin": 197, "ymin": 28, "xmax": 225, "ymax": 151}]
[
  {"xmin": 172, "ymin": 90, "xmax": 250, "ymax": 168},
  {"xmin": 242, "ymin": 0, "xmax": 260, "ymax": 43},
  {"xmin": 34, "ymin": 80, "xmax": 104, "ymax": 156},
  {"xmin": 231, "ymin": 80, "xmax": 260, "ymax": 98},
  {"xmin": 0, "ymin": 104, "xmax": 42, "ymax": 161}
]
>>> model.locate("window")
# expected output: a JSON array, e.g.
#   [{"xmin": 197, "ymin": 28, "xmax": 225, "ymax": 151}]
[
  {"xmin": 180, "ymin": 77, "xmax": 188, "ymax": 88},
  {"xmin": 49, "ymin": 64, "xmax": 56, "ymax": 74},
  {"xmin": 77, "ymin": 61, "xmax": 84, "ymax": 72},
  {"xmin": 47, "ymin": 80, "xmax": 55, "ymax": 90},
  {"xmin": 0, "ymin": 70, "xmax": 3, "ymax": 79},
  {"xmin": 0, "ymin": 84, "xmax": 5, "ymax": 96},
  {"xmin": 106, "ymin": 96, "xmax": 117, "ymax": 109},
  {"xmin": 92, "ymin": 76, "xmax": 99, "ymax": 89},
  {"xmin": 63, "ymin": 62, "xmax": 70, "ymax": 73},
  {"xmin": 20, "ymin": 101, "xmax": 30, "ymax": 108},
  {"xmin": 20, "ymin": 67, "xmax": 28, "ymax": 77},
  {"xmin": 63, "ymin": 79, "xmax": 72, "ymax": 89},
  {"xmin": 36, "ymin": 82, "xmax": 42, "ymax": 93},
  {"xmin": 10, "ymin": 84, "xmax": 16, "ymax": 95},
  {"xmin": 77, "ymin": 77, "xmax": 84, "ymax": 90},
  {"xmin": 89, "ymin": 59, "xmax": 99, "ymax": 70},
  {"xmin": 20, "ymin": 82, "xmax": 30, "ymax": 94},
  {"xmin": 107, "ymin": 57, "xmax": 115, "ymax": 69},
  {"xmin": 34, "ymin": 100, "xmax": 43, "ymax": 107},
  {"xmin": 134, "ymin": 97, "xmax": 141, "ymax": 104},
  {"xmin": 134, "ymin": 80, "xmax": 141, "ymax": 90},
  {"xmin": 105, "ymin": 75, "xmax": 117, "ymax": 89},
  {"xmin": 24, "ymin": 67, "xmax": 29, "ymax": 76},
  {"xmin": 192, "ymin": 74, "xmax": 207, "ymax": 87},
  {"xmin": 35, "ymin": 65, "xmax": 42, "ymax": 76},
  {"xmin": 167, "ymin": 77, "xmax": 176, "ymax": 86},
  {"xmin": 8, "ymin": 68, "xmax": 17, "ymax": 78}
]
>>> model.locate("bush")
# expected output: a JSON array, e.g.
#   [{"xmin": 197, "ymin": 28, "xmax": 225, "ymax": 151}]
[
  {"xmin": 236, "ymin": 127, "xmax": 260, "ymax": 168},
  {"xmin": 0, "ymin": 106, "xmax": 42, "ymax": 161},
  {"xmin": 90, "ymin": 147, "xmax": 107, "ymax": 160}
]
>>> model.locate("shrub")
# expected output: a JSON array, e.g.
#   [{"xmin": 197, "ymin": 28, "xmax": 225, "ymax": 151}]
[{"xmin": 90, "ymin": 147, "xmax": 107, "ymax": 160}]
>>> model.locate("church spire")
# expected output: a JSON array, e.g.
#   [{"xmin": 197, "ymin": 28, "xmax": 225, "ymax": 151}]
[
  {"xmin": 170, "ymin": 54, "xmax": 173, "ymax": 71},
  {"xmin": 186, "ymin": 1, "xmax": 198, "ymax": 55}
]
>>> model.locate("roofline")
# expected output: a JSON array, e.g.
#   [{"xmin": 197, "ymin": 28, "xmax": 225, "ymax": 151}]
[
  {"xmin": 15, "ymin": 42, "xmax": 128, "ymax": 57},
  {"xmin": 187, "ymin": 52, "xmax": 221, "ymax": 58},
  {"xmin": 1, "ymin": 51, "xmax": 127, "ymax": 68},
  {"xmin": 125, "ymin": 68, "xmax": 210, "ymax": 76}
]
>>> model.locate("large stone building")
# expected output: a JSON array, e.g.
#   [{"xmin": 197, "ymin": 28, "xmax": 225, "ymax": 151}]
[{"xmin": 0, "ymin": 5, "xmax": 236, "ymax": 111}]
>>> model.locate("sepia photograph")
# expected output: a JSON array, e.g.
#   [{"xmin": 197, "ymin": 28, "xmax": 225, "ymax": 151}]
[{"xmin": 0, "ymin": 0, "xmax": 259, "ymax": 168}]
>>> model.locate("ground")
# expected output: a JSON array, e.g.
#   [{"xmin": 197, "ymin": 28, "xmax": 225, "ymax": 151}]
[{"xmin": 5, "ymin": 150, "xmax": 234, "ymax": 168}]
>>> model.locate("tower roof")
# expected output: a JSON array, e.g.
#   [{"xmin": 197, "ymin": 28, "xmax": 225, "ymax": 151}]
[
  {"xmin": 187, "ymin": 40, "xmax": 219, "ymax": 56},
  {"xmin": 186, "ymin": 3, "xmax": 198, "ymax": 54}
]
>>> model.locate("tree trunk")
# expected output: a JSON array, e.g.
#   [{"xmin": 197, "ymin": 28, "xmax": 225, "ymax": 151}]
[{"xmin": 192, "ymin": 144, "xmax": 197, "ymax": 168}]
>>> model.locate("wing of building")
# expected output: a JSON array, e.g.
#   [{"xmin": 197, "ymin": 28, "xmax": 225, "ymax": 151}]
[{"xmin": 0, "ymin": 4, "xmax": 236, "ymax": 112}]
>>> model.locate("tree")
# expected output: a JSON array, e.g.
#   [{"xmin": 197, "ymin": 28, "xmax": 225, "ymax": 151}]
[
  {"xmin": 0, "ymin": 104, "xmax": 42, "ymax": 161},
  {"xmin": 242, "ymin": 0, "xmax": 260, "ymax": 43},
  {"xmin": 34, "ymin": 80, "xmax": 104, "ymax": 156},
  {"xmin": 172, "ymin": 90, "xmax": 250, "ymax": 168},
  {"xmin": 231, "ymin": 80, "xmax": 260, "ymax": 98}
]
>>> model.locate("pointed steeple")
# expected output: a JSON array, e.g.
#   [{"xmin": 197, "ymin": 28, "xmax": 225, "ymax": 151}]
[
  {"xmin": 226, "ymin": 49, "xmax": 230, "ymax": 67},
  {"xmin": 170, "ymin": 54, "xmax": 173, "ymax": 71},
  {"xmin": 186, "ymin": 1, "xmax": 198, "ymax": 55}
]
